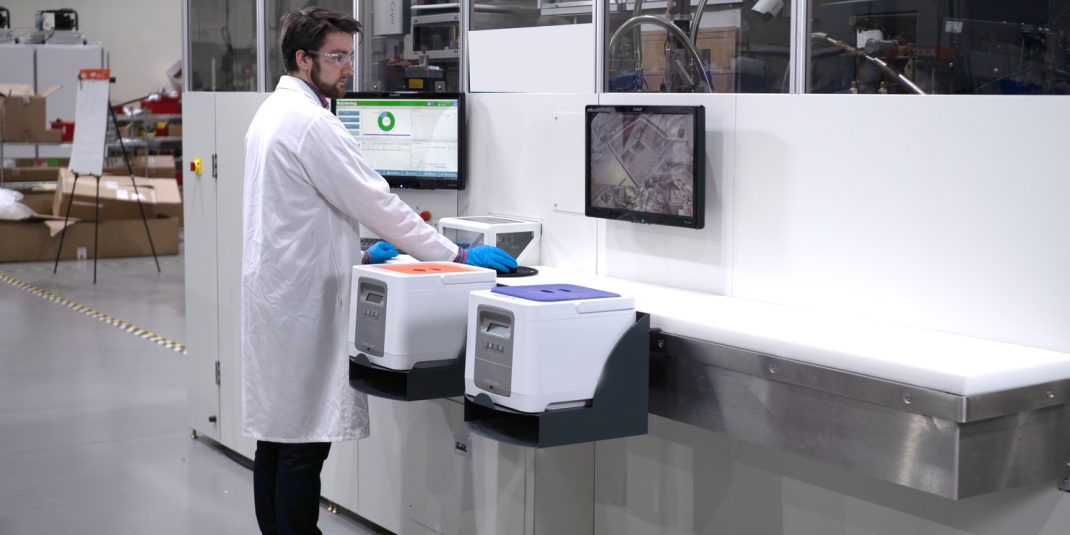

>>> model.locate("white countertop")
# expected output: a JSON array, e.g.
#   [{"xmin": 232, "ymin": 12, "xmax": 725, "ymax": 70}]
[{"xmin": 507, "ymin": 266, "xmax": 1070, "ymax": 396}]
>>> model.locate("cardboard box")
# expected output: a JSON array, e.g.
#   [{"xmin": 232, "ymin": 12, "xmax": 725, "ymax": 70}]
[
  {"xmin": 53, "ymin": 168, "xmax": 182, "ymax": 221},
  {"xmin": 19, "ymin": 191, "xmax": 55, "ymax": 214},
  {"xmin": 103, "ymin": 155, "xmax": 176, "ymax": 178},
  {"xmin": 0, "ymin": 84, "xmax": 63, "ymax": 143},
  {"xmin": 0, "ymin": 215, "xmax": 179, "ymax": 263},
  {"xmin": 168, "ymin": 123, "xmax": 182, "ymax": 137},
  {"xmin": 0, "ymin": 167, "xmax": 63, "ymax": 182}
]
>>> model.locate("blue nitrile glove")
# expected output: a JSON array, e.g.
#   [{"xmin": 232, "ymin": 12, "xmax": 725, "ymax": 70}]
[
  {"xmin": 364, "ymin": 241, "xmax": 398, "ymax": 264},
  {"xmin": 463, "ymin": 245, "xmax": 518, "ymax": 273}
]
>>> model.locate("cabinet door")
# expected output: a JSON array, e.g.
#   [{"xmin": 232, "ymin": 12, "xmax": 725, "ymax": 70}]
[
  {"xmin": 401, "ymin": 399, "xmax": 531, "ymax": 535},
  {"xmin": 214, "ymin": 92, "xmax": 269, "ymax": 459},
  {"xmin": 358, "ymin": 396, "xmax": 414, "ymax": 533},
  {"xmin": 183, "ymin": 91, "xmax": 221, "ymax": 441}
]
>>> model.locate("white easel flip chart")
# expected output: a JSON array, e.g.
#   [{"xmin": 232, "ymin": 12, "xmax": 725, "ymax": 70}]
[{"xmin": 68, "ymin": 69, "xmax": 111, "ymax": 176}]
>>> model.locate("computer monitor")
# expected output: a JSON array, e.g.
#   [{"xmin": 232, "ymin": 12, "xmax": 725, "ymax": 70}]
[
  {"xmin": 332, "ymin": 92, "xmax": 465, "ymax": 190},
  {"xmin": 585, "ymin": 105, "xmax": 705, "ymax": 229}
]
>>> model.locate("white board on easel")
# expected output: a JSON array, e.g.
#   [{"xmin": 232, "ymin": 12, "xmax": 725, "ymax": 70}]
[{"xmin": 68, "ymin": 69, "xmax": 111, "ymax": 177}]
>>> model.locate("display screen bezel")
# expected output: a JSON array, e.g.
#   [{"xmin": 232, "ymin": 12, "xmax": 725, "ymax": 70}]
[
  {"xmin": 332, "ymin": 91, "xmax": 466, "ymax": 191},
  {"xmin": 584, "ymin": 104, "xmax": 705, "ymax": 230}
]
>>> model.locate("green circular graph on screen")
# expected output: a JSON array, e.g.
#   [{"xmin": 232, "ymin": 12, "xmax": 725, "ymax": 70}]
[{"xmin": 377, "ymin": 111, "xmax": 396, "ymax": 131}]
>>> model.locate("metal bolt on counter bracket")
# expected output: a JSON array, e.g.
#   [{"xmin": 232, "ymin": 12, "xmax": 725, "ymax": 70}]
[
  {"xmin": 1046, "ymin": 390, "xmax": 1055, "ymax": 399},
  {"xmin": 768, "ymin": 365, "xmax": 778, "ymax": 375},
  {"xmin": 657, "ymin": 339, "xmax": 665, "ymax": 349},
  {"xmin": 902, "ymin": 392, "xmax": 913, "ymax": 405}
]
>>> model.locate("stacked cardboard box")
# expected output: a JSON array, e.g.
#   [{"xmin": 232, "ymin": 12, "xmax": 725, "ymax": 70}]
[
  {"xmin": 0, "ymin": 155, "xmax": 177, "ymax": 183},
  {"xmin": 103, "ymin": 155, "xmax": 177, "ymax": 179},
  {"xmin": 0, "ymin": 168, "xmax": 181, "ymax": 263},
  {"xmin": 0, "ymin": 84, "xmax": 63, "ymax": 143}
]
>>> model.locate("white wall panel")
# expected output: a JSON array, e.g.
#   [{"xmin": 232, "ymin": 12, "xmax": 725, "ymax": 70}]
[
  {"xmin": 732, "ymin": 95, "xmax": 1070, "ymax": 353},
  {"xmin": 0, "ymin": 44, "xmax": 33, "ymax": 86},
  {"xmin": 596, "ymin": 93, "xmax": 735, "ymax": 294},
  {"xmin": 469, "ymin": 25, "xmax": 595, "ymax": 93},
  {"xmin": 466, "ymin": 93, "xmax": 600, "ymax": 273}
]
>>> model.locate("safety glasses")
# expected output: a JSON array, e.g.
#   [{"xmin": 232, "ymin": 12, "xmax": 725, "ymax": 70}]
[{"xmin": 306, "ymin": 50, "xmax": 354, "ymax": 67}]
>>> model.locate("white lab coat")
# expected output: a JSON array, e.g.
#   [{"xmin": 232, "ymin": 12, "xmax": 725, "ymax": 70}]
[{"xmin": 241, "ymin": 76, "xmax": 459, "ymax": 442}]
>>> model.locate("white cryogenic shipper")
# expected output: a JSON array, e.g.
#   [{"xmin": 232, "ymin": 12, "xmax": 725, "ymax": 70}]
[
  {"xmin": 349, "ymin": 262, "xmax": 497, "ymax": 370},
  {"xmin": 464, "ymin": 284, "xmax": 635, "ymax": 413}
]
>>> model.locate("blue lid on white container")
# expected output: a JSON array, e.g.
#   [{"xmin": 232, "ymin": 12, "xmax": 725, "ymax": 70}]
[{"xmin": 491, "ymin": 284, "xmax": 620, "ymax": 302}]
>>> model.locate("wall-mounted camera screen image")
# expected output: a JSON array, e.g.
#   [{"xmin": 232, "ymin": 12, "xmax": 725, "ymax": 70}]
[{"xmin": 585, "ymin": 105, "xmax": 704, "ymax": 229}]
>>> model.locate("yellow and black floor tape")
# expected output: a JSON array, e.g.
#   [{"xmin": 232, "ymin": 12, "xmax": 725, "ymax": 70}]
[{"xmin": 0, "ymin": 271, "xmax": 186, "ymax": 354}]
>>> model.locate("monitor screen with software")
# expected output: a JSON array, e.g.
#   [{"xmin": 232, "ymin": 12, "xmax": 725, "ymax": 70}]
[
  {"xmin": 332, "ymin": 92, "xmax": 465, "ymax": 190},
  {"xmin": 585, "ymin": 104, "xmax": 705, "ymax": 229}
]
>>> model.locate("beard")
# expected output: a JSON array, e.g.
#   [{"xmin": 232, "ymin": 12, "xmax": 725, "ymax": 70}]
[{"xmin": 311, "ymin": 62, "xmax": 347, "ymax": 99}]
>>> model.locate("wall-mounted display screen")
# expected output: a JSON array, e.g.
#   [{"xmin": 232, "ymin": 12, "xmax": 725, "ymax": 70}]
[
  {"xmin": 585, "ymin": 105, "xmax": 705, "ymax": 229},
  {"xmin": 332, "ymin": 92, "xmax": 465, "ymax": 190}
]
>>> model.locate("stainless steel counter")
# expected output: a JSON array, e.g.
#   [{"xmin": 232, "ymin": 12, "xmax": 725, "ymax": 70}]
[{"xmin": 649, "ymin": 331, "xmax": 1070, "ymax": 499}]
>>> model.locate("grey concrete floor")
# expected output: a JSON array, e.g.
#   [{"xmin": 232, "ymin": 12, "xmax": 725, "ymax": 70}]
[{"xmin": 0, "ymin": 255, "xmax": 380, "ymax": 535}]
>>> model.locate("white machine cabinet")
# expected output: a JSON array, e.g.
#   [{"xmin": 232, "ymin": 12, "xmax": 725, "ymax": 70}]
[
  {"xmin": 465, "ymin": 284, "xmax": 635, "ymax": 413},
  {"xmin": 349, "ymin": 262, "xmax": 496, "ymax": 370}
]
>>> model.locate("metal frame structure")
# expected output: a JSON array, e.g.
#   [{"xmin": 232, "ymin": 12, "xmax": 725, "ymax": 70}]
[{"xmin": 180, "ymin": 0, "xmax": 820, "ymax": 95}]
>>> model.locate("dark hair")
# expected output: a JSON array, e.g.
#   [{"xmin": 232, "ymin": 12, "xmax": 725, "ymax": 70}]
[{"xmin": 280, "ymin": 7, "xmax": 362, "ymax": 73}]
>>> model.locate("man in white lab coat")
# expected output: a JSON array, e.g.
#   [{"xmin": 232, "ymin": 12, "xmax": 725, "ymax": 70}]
[{"xmin": 241, "ymin": 8, "xmax": 515, "ymax": 535}]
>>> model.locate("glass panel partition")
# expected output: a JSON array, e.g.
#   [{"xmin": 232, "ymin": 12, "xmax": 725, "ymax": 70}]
[
  {"xmin": 807, "ymin": 1, "xmax": 1070, "ymax": 95},
  {"xmin": 188, "ymin": 0, "xmax": 259, "ymax": 91},
  {"xmin": 604, "ymin": 0, "xmax": 793, "ymax": 93},
  {"xmin": 264, "ymin": 0, "xmax": 355, "ymax": 91},
  {"xmin": 358, "ymin": 0, "xmax": 465, "ymax": 92}
]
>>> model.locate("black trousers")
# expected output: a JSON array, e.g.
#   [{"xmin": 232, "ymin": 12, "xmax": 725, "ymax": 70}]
[{"xmin": 253, "ymin": 440, "xmax": 332, "ymax": 535}]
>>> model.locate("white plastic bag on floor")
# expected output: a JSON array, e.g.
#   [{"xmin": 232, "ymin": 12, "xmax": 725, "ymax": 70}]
[{"xmin": 0, "ymin": 188, "xmax": 34, "ymax": 221}]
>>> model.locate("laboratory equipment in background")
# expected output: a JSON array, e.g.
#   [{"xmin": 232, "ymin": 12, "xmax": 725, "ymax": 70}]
[
  {"xmin": 349, "ymin": 262, "xmax": 497, "ymax": 371},
  {"xmin": 26, "ymin": 9, "xmax": 86, "ymax": 45},
  {"xmin": 332, "ymin": 91, "xmax": 466, "ymax": 189},
  {"xmin": 404, "ymin": 54, "xmax": 445, "ymax": 91},
  {"xmin": 439, "ymin": 215, "xmax": 541, "ymax": 266},
  {"xmin": 0, "ymin": 7, "xmax": 14, "ymax": 44},
  {"xmin": 362, "ymin": 0, "xmax": 463, "ymax": 92},
  {"xmin": 585, "ymin": 104, "xmax": 705, "ymax": 229},
  {"xmin": 604, "ymin": 0, "xmax": 793, "ymax": 93},
  {"xmin": 464, "ymin": 284, "xmax": 636, "ymax": 414},
  {"xmin": 808, "ymin": 0, "xmax": 1070, "ymax": 95}
]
